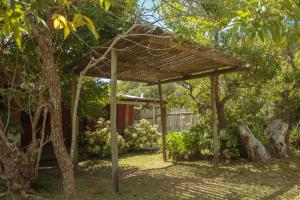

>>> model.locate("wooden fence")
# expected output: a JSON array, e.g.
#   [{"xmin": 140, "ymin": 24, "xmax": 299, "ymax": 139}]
[{"xmin": 136, "ymin": 107, "xmax": 197, "ymax": 132}]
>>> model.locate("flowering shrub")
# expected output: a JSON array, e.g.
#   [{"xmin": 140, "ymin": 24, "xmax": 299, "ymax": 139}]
[
  {"xmin": 85, "ymin": 118, "xmax": 127, "ymax": 158},
  {"xmin": 124, "ymin": 119, "xmax": 160, "ymax": 151}
]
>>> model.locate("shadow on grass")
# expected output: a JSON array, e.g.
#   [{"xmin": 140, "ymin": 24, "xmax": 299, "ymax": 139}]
[{"xmin": 2, "ymin": 152, "xmax": 300, "ymax": 200}]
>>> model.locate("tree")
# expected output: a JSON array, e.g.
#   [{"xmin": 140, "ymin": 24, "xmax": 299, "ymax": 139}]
[
  {"xmin": 0, "ymin": 0, "xmax": 114, "ymax": 198},
  {"xmin": 0, "ymin": 40, "xmax": 51, "ymax": 198}
]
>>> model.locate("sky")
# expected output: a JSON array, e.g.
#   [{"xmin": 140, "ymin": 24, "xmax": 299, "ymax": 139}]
[{"xmin": 138, "ymin": 0, "xmax": 164, "ymax": 27}]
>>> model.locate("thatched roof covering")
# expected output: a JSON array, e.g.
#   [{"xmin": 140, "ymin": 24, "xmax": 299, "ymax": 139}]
[{"xmin": 71, "ymin": 25, "xmax": 245, "ymax": 84}]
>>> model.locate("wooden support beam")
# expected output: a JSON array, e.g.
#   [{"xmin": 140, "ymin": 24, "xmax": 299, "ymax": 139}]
[
  {"xmin": 158, "ymin": 84, "xmax": 167, "ymax": 161},
  {"xmin": 148, "ymin": 67, "xmax": 248, "ymax": 85},
  {"xmin": 211, "ymin": 75, "xmax": 220, "ymax": 166},
  {"xmin": 110, "ymin": 49, "xmax": 119, "ymax": 194}
]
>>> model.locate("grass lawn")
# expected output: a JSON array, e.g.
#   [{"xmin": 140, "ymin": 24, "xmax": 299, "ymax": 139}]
[{"xmin": 2, "ymin": 152, "xmax": 300, "ymax": 199}]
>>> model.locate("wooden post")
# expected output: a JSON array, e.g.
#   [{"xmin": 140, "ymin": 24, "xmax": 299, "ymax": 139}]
[
  {"xmin": 110, "ymin": 49, "xmax": 119, "ymax": 194},
  {"xmin": 158, "ymin": 84, "xmax": 167, "ymax": 161},
  {"xmin": 71, "ymin": 75, "xmax": 79, "ymax": 172},
  {"xmin": 211, "ymin": 75, "xmax": 220, "ymax": 166}
]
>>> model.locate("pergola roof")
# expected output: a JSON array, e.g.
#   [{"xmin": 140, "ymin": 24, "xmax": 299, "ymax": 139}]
[{"xmin": 71, "ymin": 25, "xmax": 245, "ymax": 85}]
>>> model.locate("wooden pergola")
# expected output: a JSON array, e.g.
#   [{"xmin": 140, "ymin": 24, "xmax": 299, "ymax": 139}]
[{"xmin": 71, "ymin": 25, "xmax": 246, "ymax": 194}]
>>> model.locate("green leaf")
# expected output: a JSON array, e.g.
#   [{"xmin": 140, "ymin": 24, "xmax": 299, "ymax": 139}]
[
  {"xmin": 99, "ymin": 0, "xmax": 104, "ymax": 6},
  {"xmin": 221, "ymin": 18, "xmax": 242, "ymax": 32},
  {"xmin": 15, "ymin": 35, "xmax": 21, "ymax": 48},
  {"xmin": 104, "ymin": 0, "xmax": 111, "ymax": 11}
]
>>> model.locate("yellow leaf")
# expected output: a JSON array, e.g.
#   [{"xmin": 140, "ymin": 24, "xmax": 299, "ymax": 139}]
[
  {"xmin": 83, "ymin": 15, "xmax": 99, "ymax": 39},
  {"xmin": 73, "ymin": 13, "xmax": 84, "ymax": 28},
  {"xmin": 53, "ymin": 18, "xmax": 63, "ymax": 29},
  {"xmin": 52, "ymin": 14, "xmax": 67, "ymax": 30},
  {"xmin": 67, "ymin": 21, "xmax": 76, "ymax": 31},
  {"xmin": 64, "ymin": 26, "xmax": 70, "ymax": 39},
  {"xmin": 58, "ymin": 15, "xmax": 67, "ymax": 25}
]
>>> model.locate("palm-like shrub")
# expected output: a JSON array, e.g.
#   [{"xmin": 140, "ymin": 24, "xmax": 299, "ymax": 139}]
[{"xmin": 124, "ymin": 119, "xmax": 160, "ymax": 151}]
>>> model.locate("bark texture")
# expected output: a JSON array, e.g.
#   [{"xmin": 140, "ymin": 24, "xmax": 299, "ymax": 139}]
[
  {"xmin": 238, "ymin": 125, "xmax": 271, "ymax": 162},
  {"xmin": 0, "ymin": 142, "xmax": 37, "ymax": 199},
  {"xmin": 265, "ymin": 119, "xmax": 289, "ymax": 158},
  {"xmin": 0, "ymin": 121, "xmax": 38, "ymax": 199},
  {"xmin": 211, "ymin": 75, "xmax": 220, "ymax": 166},
  {"xmin": 31, "ymin": 14, "xmax": 77, "ymax": 200}
]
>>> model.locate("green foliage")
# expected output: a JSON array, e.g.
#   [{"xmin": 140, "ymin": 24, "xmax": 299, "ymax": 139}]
[
  {"xmin": 0, "ymin": 0, "xmax": 115, "ymax": 47},
  {"xmin": 220, "ymin": 125, "xmax": 241, "ymax": 160},
  {"xmin": 167, "ymin": 123, "xmax": 212, "ymax": 161},
  {"xmin": 85, "ymin": 118, "xmax": 126, "ymax": 158},
  {"xmin": 290, "ymin": 126, "xmax": 300, "ymax": 150},
  {"xmin": 124, "ymin": 119, "xmax": 160, "ymax": 151},
  {"xmin": 61, "ymin": 76, "xmax": 109, "ymax": 120},
  {"xmin": 166, "ymin": 132, "xmax": 185, "ymax": 160},
  {"xmin": 189, "ymin": 123, "xmax": 212, "ymax": 152}
]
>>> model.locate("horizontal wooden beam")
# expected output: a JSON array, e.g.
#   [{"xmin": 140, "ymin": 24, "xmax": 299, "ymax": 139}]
[
  {"xmin": 117, "ymin": 101, "xmax": 159, "ymax": 107},
  {"xmin": 148, "ymin": 67, "xmax": 249, "ymax": 85}
]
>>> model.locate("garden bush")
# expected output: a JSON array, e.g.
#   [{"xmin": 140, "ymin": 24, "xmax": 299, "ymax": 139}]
[
  {"xmin": 85, "ymin": 118, "xmax": 127, "ymax": 158},
  {"xmin": 124, "ymin": 119, "xmax": 160, "ymax": 151},
  {"xmin": 290, "ymin": 126, "xmax": 300, "ymax": 150},
  {"xmin": 167, "ymin": 132, "xmax": 185, "ymax": 160},
  {"xmin": 167, "ymin": 123, "xmax": 212, "ymax": 161},
  {"xmin": 220, "ymin": 125, "xmax": 241, "ymax": 160}
]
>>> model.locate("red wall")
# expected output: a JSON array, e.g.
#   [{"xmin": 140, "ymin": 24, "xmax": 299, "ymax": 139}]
[
  {"xmin": 19, "ymin": 103, "xmax": 134, "ymax": 146},
  {"xmin": 116, "ymin": 104, "xmax": 134, "ymax": 134},
  {"xmin": 21, "ymin": 104, "xmax": 70, "ymax": 147}
]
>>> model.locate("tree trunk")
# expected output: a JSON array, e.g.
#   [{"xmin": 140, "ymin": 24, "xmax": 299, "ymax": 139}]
[
  {"xmin": 35, "ymin": 108, "xmax": 48, "ymax": 175},
  {"xmin": 0, "ymin": 120, "xmax": 37, "ymax": 199},
  {"xmin": 34, "ymin": 20, "xmax": 77, "ymax": 200},
  {"xmin": 110, "ymin": 49, "xmax": 119, "ymax": 194},
  {"xmin": 71, "ymin": 75, "xmax": 79, "ymax": 173},
  {"xmin": 238, "ymin": 125, "xmax": 271, "ymax": 162},
  {"xmin": 265, "ymin": 119, "xmax": 288, "ymax": 158},
  {"xmin": 215, "ymin": 76, "xmax": 227, "ymax": 129},
  {"xmin": 211, "ymin": 75, "xmax": 219, "ymax": 166},
  {"xmin": 216, "ymin": 100, "xmax": 227, "ymax": 129}
]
